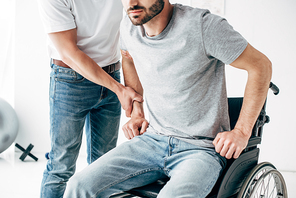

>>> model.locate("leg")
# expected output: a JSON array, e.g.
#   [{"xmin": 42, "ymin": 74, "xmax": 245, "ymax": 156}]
[
  {"xmin": 64, "ymin": 133, "xmax": 169, "ymax": 198},
  {"xmin": 40, "ymin": 65, "xmax": 101, "ymax": 198},
  {"xmin": 85, "ymin": 70, "xmax": 121, "ymax": 164},
  {"xmin": 158, "ymin": 138, "xmax": 226, "ymax": 198}
]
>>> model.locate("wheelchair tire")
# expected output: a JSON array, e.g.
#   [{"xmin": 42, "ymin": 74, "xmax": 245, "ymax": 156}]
[{"xmin": 237, "ymin": 162, "xmax": 288, "ymax": 198}]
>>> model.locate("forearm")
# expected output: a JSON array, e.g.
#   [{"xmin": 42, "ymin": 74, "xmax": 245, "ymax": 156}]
[
  {"xmin": 130, "ymin": 101, "xmax": 145, "ymax": 118},
  {"xmin": 48, "ymin": 29, "xmax": 142, "ymax": 115},
  {"xmin": 234, "ymin": 54, "xmax": 272, "ymax": 136},
  {"xmin": 121, "ymin": 50, "xmax": 148, "ymax": 138},
  {"xmin": 214, "ymin": 44, "xmax": 272, "ymax": 159},
  {"xmin": 62, "ymin": 49, "xmax": 124, "ymax": 95},
  {"xmin": 48, "ymin": 29, "xmax": 123, "ymax": 96},
  {"xmin": 121, "ymin": 50, "xmax": 145, "ymax": 118}
]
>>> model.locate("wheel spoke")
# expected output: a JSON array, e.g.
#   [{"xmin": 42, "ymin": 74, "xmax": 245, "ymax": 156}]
[
  {"xmin": 268, "ymin": 183, "xmax": 276, "ymax": 198},
  {"xmin": 238, "ymin": 163, "xmax": 287, "ymax": 198},
  {"xmin": 259, "ymin": 177, "xmax": 265, "ymax": 196},
  {"xmin": 264, "ymin": 173, "xmax": 272, "ymax": 197}
]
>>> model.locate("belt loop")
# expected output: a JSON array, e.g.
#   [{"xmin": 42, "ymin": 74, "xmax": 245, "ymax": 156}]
[{"xmin": 111, "ymin": 63, "xmax": 115, "ymax": 73}]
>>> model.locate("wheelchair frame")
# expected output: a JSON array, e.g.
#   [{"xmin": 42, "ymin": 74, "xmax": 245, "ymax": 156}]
[{"xmin": 111, "ymin": 82, "xmax": 287, "ymax": 198}]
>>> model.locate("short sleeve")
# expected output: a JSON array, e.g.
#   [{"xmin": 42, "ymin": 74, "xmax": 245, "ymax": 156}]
[
  {"xmin": 202, "ymin": 12, "xmax": 248, "ymax": 64},
  {"xmin": 38, "ymin": 0, "xmax": 76, "ymax": 33}
]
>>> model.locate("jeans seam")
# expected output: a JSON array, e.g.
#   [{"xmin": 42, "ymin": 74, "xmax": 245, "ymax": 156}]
[
  {"xmin": 43, "ymin": 73, "xmax": 57, "ymax": 196},
  {"xmin": 87, "ymin": 114, "xmax": 93, "ymax": 163},
  {"xmin": 50, "ymin": 75, "xmax": 57, "ymax": 160},
  {"xmin": 201, "ymin": 166, "xmax": 221, "ymax": 197},
  {"xmin": 98, "ymin": 86, "xmax": 105, "ymax": 103},
  {"xmin": 163, "ymin": 158, "xmax": 171, "ymax": 176},
  {"xmin": 93, "ymin": 167, "xmax": 162, "ymax": 198}
]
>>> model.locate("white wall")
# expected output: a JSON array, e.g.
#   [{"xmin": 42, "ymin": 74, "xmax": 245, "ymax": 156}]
[
  {"xmin": 2, "ymin": 0, "xmax": 295, "ymax": 173},
  {"xmin": 0, "ymin": 0, "xmax": 15, "ymax": 105},
  {"xmin": 223, "ymin": 0, "xmax": 296, "ymax": 172},
  {"xmin": 13, "ymin": 0, "xmax": 51, "ymax": 153}
]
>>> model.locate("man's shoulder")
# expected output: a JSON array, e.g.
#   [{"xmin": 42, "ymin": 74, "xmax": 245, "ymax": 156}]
[
  {"xmin": 174, "ymin": 4, "xmax": 223, "ymax": 26},
  {"xmin": 174, "ymin": 4, "xmax": 209, "ymax": 19}
]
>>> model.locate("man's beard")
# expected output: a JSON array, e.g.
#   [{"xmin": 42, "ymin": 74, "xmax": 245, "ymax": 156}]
[{"xmin": 128, "ymin": 0, "xmax": 165, "ymax": 25}]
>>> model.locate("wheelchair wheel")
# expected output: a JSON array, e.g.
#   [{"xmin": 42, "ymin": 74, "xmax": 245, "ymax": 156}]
[{"xmin": 238, "ymin": 162, "xmax": 287, "ymax": 198}]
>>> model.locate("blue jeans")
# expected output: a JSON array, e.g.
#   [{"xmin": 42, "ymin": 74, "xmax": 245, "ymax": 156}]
[
  {"xmin": 64, "ymin": 132, "xmax": 226, "ymax": 198},
  {"xmin": 40, "ymin": 63, "xmax": 121, "ymax": 198}
]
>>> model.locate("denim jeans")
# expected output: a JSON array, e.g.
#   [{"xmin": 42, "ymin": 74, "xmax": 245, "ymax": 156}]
[
  {"xmin": 64, "ymin": 132, "xmax": 226, "ymax": 198},
  {"xmin": 40, "ymin": 63, "xmax": 121, "ymax": 198}
]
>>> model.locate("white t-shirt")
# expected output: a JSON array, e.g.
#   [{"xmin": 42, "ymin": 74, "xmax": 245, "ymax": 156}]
[{"xmin": 38, "ymin": 0, "xmax": 123, "ymax": 67}]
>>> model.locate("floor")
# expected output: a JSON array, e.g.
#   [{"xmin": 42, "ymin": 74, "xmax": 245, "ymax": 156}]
[
  {"xmin": 0, "ymin": 149, "xmax": 88, "ymax": 198},
  {"xmin": 0, "ymin": 148, "xmax": 295, "ymax": 198}
]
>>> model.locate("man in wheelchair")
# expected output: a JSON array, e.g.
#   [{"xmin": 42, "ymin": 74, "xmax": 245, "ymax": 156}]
[{"xmin": 64, "ymin": 0, "xmax": 272, "ymax": 197}]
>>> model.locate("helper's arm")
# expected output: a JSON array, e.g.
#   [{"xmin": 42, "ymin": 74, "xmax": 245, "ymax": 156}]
[
  {"xmin": 121, "ymin": 50, "xmax": 149, "ymax": 139},
  {"xmin": 213, "ymin": 43, "xmax": 272, "ymax": 159},
  {"xmin": 48, "ymin": 29, "xmax": 143, "ymax": 115}
]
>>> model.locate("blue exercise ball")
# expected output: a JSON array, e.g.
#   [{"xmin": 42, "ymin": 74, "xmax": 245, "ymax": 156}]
[{"xmin": 0, "ymin": 98, "xmax": 19, "ymax": 153}]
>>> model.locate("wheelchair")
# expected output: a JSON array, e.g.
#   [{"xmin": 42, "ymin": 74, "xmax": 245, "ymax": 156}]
[{"xmin": 111, "ymin": 82, "xmax": 287, "ymax": 198}]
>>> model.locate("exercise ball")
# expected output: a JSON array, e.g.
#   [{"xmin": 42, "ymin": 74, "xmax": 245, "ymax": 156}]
[{"xmin": 0, "ymin": 98, "xmax": 19, "ymax": 153}]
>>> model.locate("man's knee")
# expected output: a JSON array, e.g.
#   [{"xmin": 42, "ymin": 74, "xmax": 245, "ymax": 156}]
[{"xmin": 64, "ymin": 174, "xmax": 86, "ymax": 198}]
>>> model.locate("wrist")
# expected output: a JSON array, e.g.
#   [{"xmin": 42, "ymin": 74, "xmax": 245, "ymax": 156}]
[
  {"xmin": 131, "ymin": 101, "xmax": 145, "ymax": 118},
  {"xmin": 113, "ymin": 82, "xmax": 125, "ymax": 96},
  {"xmin": 233, "ymin": 125, "xmax": 252, "ymax": 138}
]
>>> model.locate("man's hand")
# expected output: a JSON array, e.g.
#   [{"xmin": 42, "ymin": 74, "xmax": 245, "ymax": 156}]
[
  {"xmin": 213, "ymin": 128, "xmax": 250, "ymax": 159},
  {"xmin": 122, "ymin": 117, "xmax": 149, "ymax": 140},
  {"xmin": 116, "ymin": 86, "xmax": 143, "ymax": 117}
]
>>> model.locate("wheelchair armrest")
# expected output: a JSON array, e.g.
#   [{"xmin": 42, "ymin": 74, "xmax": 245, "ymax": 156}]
[{"xmin": 246, "ymin": 136, "xmax": 261, "ymax": 149}]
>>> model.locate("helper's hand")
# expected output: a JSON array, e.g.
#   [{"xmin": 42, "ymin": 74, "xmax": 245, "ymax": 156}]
[
  {"xmin": 122, "ymin": 117, "xmax": 149, "ymax": 140},
  {"xmin": 213, "ymin": 128, "xmax": 250, "ymax": 159},
  {"xmin": 117, "ymin": 86, "xmax": 143, "ymax": 117}
]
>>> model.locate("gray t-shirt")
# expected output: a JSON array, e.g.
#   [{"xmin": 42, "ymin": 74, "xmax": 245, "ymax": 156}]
[{"xmin": 120, "ymin": 4, "xmax": 248, "ymax": 148}]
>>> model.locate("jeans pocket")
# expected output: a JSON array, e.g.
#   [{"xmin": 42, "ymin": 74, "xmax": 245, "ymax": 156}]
[{"xmin": 55, "ymin": 68, "xmax": 85, "ymax": 83}]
